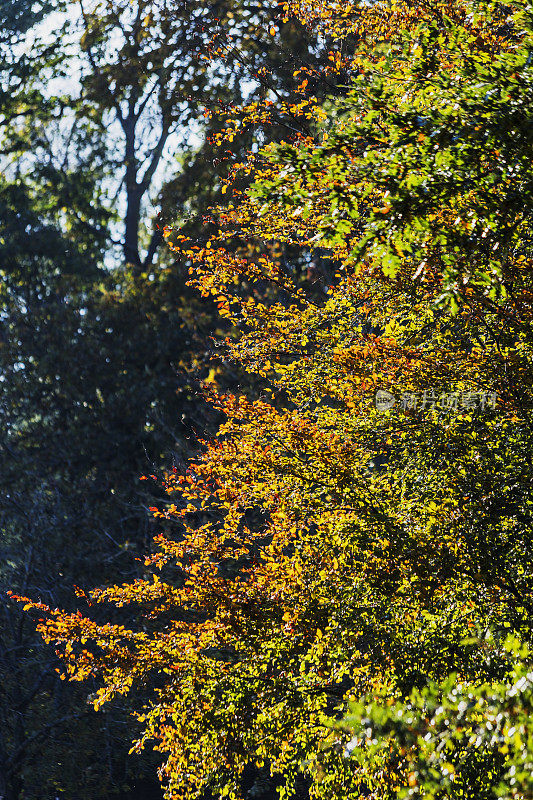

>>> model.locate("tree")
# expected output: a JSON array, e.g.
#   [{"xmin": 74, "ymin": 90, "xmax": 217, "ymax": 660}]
[
  {"xmin": 0, "ymin": 1, "xmax": 333, "ymax": 797},
  {"xmin": 18, "ymin": 0, "xmax": 533, "ymax": 798}
]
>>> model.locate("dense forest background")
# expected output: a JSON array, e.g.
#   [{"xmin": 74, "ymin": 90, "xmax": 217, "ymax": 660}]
[{"xmin": 0, "ymin": 2, "xmax": 325, "ymax": 796}]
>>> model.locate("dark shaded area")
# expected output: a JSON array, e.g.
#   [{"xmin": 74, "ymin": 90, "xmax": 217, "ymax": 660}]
[{"xmin": 0, "ymin": 2, "xmax": 334, "ymax": 798}]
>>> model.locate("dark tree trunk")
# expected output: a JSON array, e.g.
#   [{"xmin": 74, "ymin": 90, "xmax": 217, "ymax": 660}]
[{"xmin": 124, "ymin": 185, "xmax": 142, "ymax": 271}]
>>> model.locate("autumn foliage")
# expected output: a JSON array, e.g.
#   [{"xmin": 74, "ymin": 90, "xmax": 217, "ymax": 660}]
[{"xmin": 15, "ymin": 1, "xmax": 533, "ymax": 798}]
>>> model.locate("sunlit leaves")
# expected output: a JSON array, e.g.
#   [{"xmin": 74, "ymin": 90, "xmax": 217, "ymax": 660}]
[{"xmin": 16, "ymin": 1, "xmax": 533, "ymax": 798}]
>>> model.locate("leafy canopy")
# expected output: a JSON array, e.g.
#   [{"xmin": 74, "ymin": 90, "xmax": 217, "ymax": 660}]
[{"xmin": 17, "ymin": 1, "xmax": 533, "ymax": 799}]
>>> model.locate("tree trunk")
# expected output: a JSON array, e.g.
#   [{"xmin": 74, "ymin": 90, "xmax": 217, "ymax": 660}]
[{"xmin": 124, "ymin": 185, "xmax": 142, "ymax": 271}]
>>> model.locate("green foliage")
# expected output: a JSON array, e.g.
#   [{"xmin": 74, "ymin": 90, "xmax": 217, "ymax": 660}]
[
  {"xmin": 12, "ymin": 2, "xmax": 533, "ymax": 800},
  {"xmin": 341, "ymin": 636, "xmax": 533, "ymax": 799}
]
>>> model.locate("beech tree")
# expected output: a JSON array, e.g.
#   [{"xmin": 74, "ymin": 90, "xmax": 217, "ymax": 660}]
[{"xmin": 17, "ymin": 0, "xmax": 533, "ymax": 799}]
